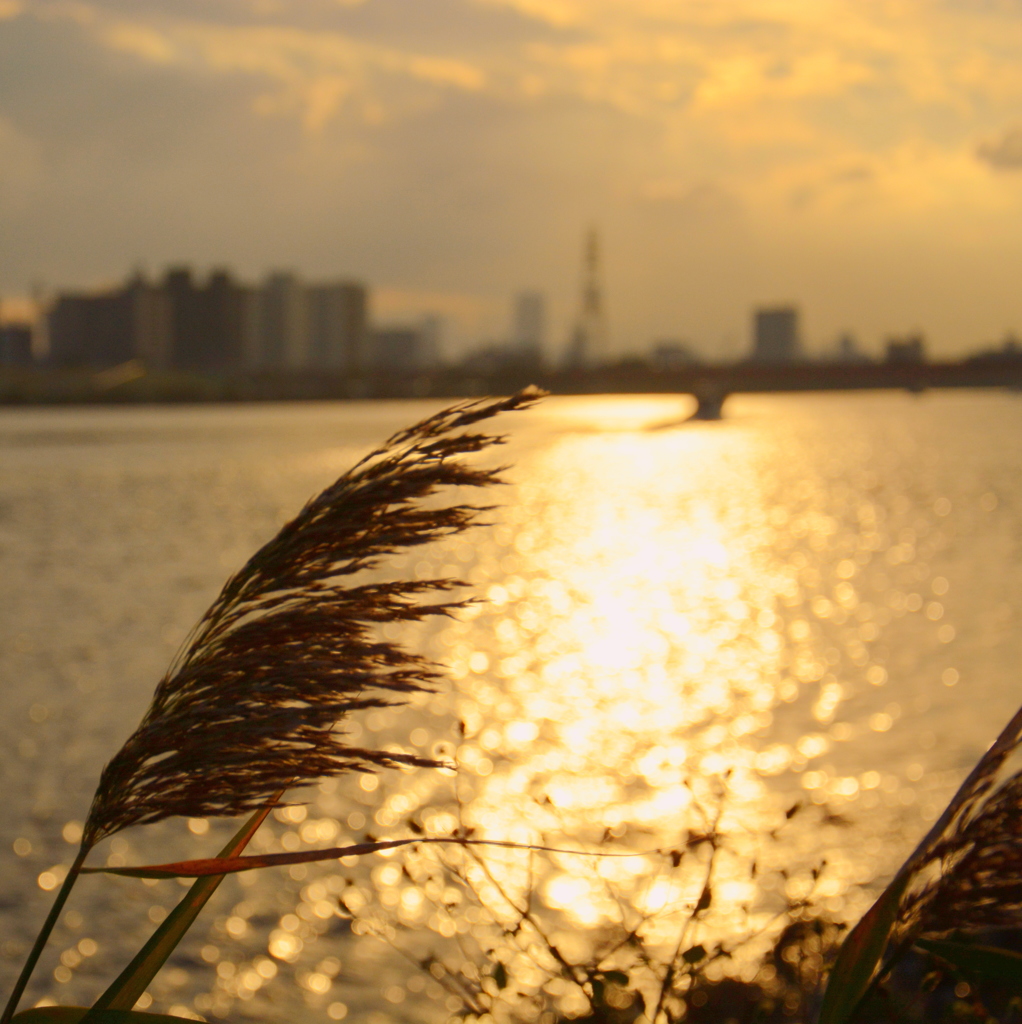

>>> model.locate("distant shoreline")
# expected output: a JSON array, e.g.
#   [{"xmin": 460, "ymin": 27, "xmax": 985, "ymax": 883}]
[{"xmin": 2, "ymin": 358, "xmax": 1021, "ymax": 406}]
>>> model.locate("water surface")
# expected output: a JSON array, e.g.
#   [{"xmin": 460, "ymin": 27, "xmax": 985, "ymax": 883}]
[{"xmin": 1, "ymin": 392, "xmax": 1020, "ymax": 1021}]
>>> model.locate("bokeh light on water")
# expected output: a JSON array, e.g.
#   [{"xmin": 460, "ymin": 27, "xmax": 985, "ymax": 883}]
[{"xmin": 1, "ymin": 393, "xmax": 1021, "ymax": 1020}]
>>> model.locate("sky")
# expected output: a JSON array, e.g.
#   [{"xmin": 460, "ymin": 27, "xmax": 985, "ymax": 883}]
[{"xmin": 2, "ymin": 0, "xmax": 1022, "ymax": 360}]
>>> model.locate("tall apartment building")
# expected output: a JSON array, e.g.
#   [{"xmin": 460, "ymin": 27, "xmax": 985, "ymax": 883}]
[
  {"xmin": 48, "ymin": 276, "xmax": 170, "ymax": 368},
  {"xmin": 0, "ymin": 323, "xmax": 33, "ymax": 365},
  {"xmin": 47, "ymin": 269, "xmax": 370, "ymax": 373},
  {"xmin": 255, "ymin": 272, "xmax": 307, "ymax": 370},
  {"xmin": 253, "ymin": 274, "xmax": 368, "ymax": 371},
  {"xmin": 163, "ymin": 268, "xmax": 250, "ymax": 371},
  {"xmin": 307, "ymin": 282, "xmax": 367, "ymax": 372},
  {"xmin": 751, "ymin": 306, "xmax": 802, "ymax": 363},
  {"xmin": 131, "ymin": 277, "xmax": 173, "ymax": 369}
]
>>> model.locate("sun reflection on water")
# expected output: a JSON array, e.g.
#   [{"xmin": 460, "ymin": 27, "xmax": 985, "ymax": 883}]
[
  {"xmin": 277, "ymin": 394, "xmax": 950, "ymax": 1012},
  {"xmin": 172, "ymin": 394, "xmax": 983, "ymax": 1024}
]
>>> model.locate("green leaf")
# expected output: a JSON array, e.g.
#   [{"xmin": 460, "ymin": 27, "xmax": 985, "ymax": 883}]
[
  {"xmin": 916, "ymin": 938, "xmax": 1022, "ymax": 992},
  {"xmin": 682, "ymin": 945, "xmax": 707, "ymax": 965},
  {"xmin": 82, "ymin": 837, "xmax": 424, "ymax": 878},
  {"xmin": 82, "ymin": 836, "xmax": 640, "ymax": 879},
  {"xmin": 13, "ymin": 1008, "xmax": 196, "ymax": 1023},
  {"xmin": 80, "ymin": 803, "xmax": 275, "ymax": 1021},
  {"xmin": 818, "ymin": 872, "xmax": 909, "ymax": 1024},
  {"xmin": 67, "ymin": 829, "xmax": 644, "ymax": 1023}
]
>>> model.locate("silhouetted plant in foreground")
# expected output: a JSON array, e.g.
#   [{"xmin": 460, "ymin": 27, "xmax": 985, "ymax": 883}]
[
  {"xmin": 341, "ymin": 773, "xmax": 844, "ymax": 1024},
  {"xmin": 816, "ymin": 702, "xmax": 1022, "ymax": 1024},
  {"xmin": 2, "ymin": 390, "xmax": 545, "ymax": 1024}
]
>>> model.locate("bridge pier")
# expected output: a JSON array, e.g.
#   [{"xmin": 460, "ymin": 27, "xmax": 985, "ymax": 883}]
[{"xmin": 689, "ymin": 383, "xmax": 728, "ymax": 420}]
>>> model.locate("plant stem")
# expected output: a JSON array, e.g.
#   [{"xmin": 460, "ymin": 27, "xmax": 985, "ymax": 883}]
[
  {"xmin": 1, "ymin": 845, "xmax": 89, "ymax": 1024},
  {"xmin": 85, "ymin": 801, "xmax": 278, "ymax": 1017}
]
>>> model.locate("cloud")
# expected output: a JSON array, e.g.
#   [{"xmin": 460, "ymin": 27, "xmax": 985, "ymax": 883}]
[
  {"xmin": 101, "ymin": 20, "xmax": 176, "ymax": 63},
  {"xmin": 25, "ymin": 0, "xmax": 1022, "ymax": 140},
  {"xmin": 93, "ymin": 16, "xmax": 488, "ymax": 131},
  {"xmin": 977, "ymin": 126, "xmax": 1022, "ymax": 170},
  {"xmin": 636, "ymin": 179, "xmax": 743, "ymax": 223}
]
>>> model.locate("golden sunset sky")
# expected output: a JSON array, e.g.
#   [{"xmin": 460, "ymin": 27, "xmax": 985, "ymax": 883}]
[{"xmin": 2, "ymin": 0, "xmax": 1022, "ymax": 358}]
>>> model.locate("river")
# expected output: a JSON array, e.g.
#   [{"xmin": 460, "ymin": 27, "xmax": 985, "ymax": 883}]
[{"xmin": 1, "ymin": 392, "xmax": 1020, "ymax": 1022}]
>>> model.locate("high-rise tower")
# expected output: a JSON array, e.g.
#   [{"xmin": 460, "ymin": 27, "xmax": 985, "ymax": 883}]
[
  {"xmin": 751, "ymin": 306, "xmax": 801, "ymax": 364},
  {"xmin": 564, "ymin": 227, "xmax": 606, "ymax": 369},
  {"xmin": 512, "ymin": 291, "xmax": 546, "ymax": 359}
]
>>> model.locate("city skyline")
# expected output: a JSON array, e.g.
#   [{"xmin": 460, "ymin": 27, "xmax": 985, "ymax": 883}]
[
  {"xmin": 7, "ymin": 256, "xmax": 1022, "ymax": 369},
  {"xmin": 4, "ymin": 236, "xmax": 1020, "ymax": 365},
  {"xmin": 16, "ymin": 259, "xmax": 1021, "ymax": 374},
  {"xmin": 3, "ymin": 1, "xmax": 1022, "ymax": 359}
]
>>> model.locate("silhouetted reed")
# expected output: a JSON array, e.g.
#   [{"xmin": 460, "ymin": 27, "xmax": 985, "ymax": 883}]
[
  {"xmin": 2, "ymin": 388, "xmax": 542, "ymax": 1023},
  {"xmin": 893, "ymin": 708, "xmax": 1022, "ymax": 945},
  {"xmin": 917, "ymin": 773, "xmax": 1022, "ymax": 933},
  {"xmin": 821, "ymin": 705, "xmax": 1022, "ymax": 1023},
  {"xmin": 86, "ymin": 391, "xmax": 540, "ymax": 842}
]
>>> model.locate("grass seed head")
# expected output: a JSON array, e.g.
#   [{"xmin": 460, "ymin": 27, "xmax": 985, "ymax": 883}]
[{"xmin": 81, "ymin": 389, "xmax": 543, "ymax": 848}]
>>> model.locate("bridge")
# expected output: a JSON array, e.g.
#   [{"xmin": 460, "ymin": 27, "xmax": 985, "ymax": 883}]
[
  {"xmin": 4, "ymin": 356, "xmax": 1022, "ymax": 407},
  {"xmin": 524, "ymin": 358, "xmax": 1022, "ymax": 419}
]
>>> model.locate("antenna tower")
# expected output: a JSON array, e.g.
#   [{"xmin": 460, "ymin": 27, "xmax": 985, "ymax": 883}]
[{"xmin": 564, "ymin": 227, "xmax": 606, "ymax": 369}]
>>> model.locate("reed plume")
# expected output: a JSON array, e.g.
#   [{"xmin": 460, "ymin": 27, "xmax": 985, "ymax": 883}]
[
  {"xmin": 2, "ymin": 389, "xmax": 541, "ymax": 1023},
  {"xmin": 913, "ymin": 773, "xmax": 1022, "ymax": 932},
  {"xmin": 821, "ymin": 703, "xmax": 1022, "ymax": 1023},
  {"xmin": 84, "ymin": 388, "xmax": 541, "ymax": 846},
  {"xmin": 896, "ymin": 706, "xmax": 1022, "ymax": 940}
]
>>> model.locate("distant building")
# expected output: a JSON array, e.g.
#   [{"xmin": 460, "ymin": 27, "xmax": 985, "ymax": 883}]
[
  {"xmin": 885, "ymin": 334, "xmax": 926, "ymax": 364},
  {"xmin": 968, "ymin": 332, "xmax": 1022, "ymax": 364},
  {"xmin": 751, "ymin": 306, "xmax": 801, "ymax": 363},
  {"xmin": 205, "ymin": 270, "xmax": 251, "ymax": 371},
  {"xmin": 372, "ymin": 327, "xmax": 419, "ymax": 372},
  {"xmin": 832, "ymin": 332, "xmax": 871, "ymax": 364},
  {"xmin": 369, "ymin": 316, "xmax": 442, "ymax": 373},
  {"xmin": 419, "ymin": 314, "xmax": 443, "ymax": 367},
  {"xmin": 45, "ymin": 267, "xmax": 375, "ymax": 374},
  {"xmin": 650, "ymin": 339, "xmax": 697, "ymax": 370},
  {"xmin": 49, "ymin": 289, "xmax": 137, "ymax": 367},
  {"xmin": 163, "ymin": 268, "xmax": 201, "ymax": 367},
  {"xmin": 48, "ymin": 276, "xmax": 170, "ymax": 369},
  {"xmin": 255, "ymin": 272, "xmax": 307, "ymax": 370},
  {"xmin": 130, "ymin": 276, "xmax": 173, "ymax": 369},
  {"xmin": 306, "ymin": 282, "xmax": 367, "ymax": 371},
  {"xmin": 0, "ymin": 323, "xmax": 33, "ymax": 366},
  {"xmin": 512, "ymin": 291, "xmax": 545, "ymax": 360},
  {"xmin": 163, "ymin": 268, "xmax": 249, "ymax": 371}
]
